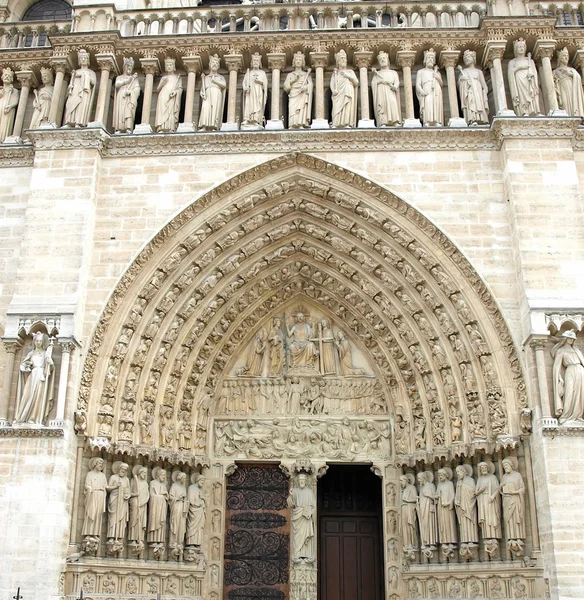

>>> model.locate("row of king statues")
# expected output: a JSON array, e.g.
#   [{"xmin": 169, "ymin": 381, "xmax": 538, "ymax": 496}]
[{"xmin": 3, "ymin": 41, "xmax": 584, "ymax": 142}]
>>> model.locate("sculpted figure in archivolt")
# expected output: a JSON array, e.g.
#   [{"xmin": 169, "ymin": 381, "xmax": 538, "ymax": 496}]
[
  {"xmin": 288, "ymin": 472, "xmax": 316, "ymax": 562},
  {"xmin": 113, "ymin": 57, "xmax": 141, "ymax": 133},
  {"xmin": 14, "ymin": 332, "xmax": 54, "ymax": 425},
  {"xmin": 554, "ymin": 48, "xmax": 584, "ymax": 117},
  {"xmin": 552, "ymin": 330, "xmax": 584, "ymax": 424}
]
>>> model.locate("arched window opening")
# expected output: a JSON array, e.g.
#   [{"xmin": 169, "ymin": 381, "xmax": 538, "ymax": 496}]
[{"xmin": 22, "ymin": 0, "xmax": 72, "ymax": 22}]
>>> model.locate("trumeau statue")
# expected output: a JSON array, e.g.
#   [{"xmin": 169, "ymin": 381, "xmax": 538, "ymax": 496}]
[
  {"xmin": 169, "ymin": 471, "xmax": 188, "ymax": 558},
  {"xmin": 454, "ymin": 464, "xmax": 478, "ymax": 545},
  {"xmin": 401, "ymin": 474, "xmax": 418, "ymax": 551},
  {"xmin": 0, "ymin": 68, "xmax": 19, "ymax": 142},
  {"xmin": 148, "ymin": 467, "xmax": 169, "ymax": 545},
  {"xmin": 30, "ymin": 67, "xmax": 54, "ymax": 129},
  {"xmin": 552, "ymin": 330, "xmax": 584, "ymax": 424},
  {"xmin": 417, "ymin": 471, "xmax": 438, "ymax": 550},
  {"xmin": 416, "ymin": 48, "xmax": 443, "ymax": 126},
  {"xmin": 242, "ymin": 53, "xmax": 268, "ymax": 128},
  {"xmin": 283, "ymin": 52, "xmax": 313, "ymax": 129},
  {"xmin": 82, "ymin": 457, "xmax": 108, "ymax": 545},
  {"xmin": 106, "ymin": 461, "xmax": 131, "ymax": 554},
  {"xmin": 198, "ymin": 54, "xmax": 226, "ymax": 131},
  {"xmin": 155, "ymin": 58, "xmax": 183, "ymax": 133},
  {"xmin": 288, "ymin": 472, "xmax": 316, "ymax": 562},
  {"xmin": 64, "ymin": 49, "xmax": 96, "ymax": 127},
  {"xmin": 371, "ymin": 51, "xmax": 401, "ymax": 127},
  {"xmin": 128, "ymin": 465, "xmax": 149, "ymax": 553},
  {"xmin": 14, "ymin": 332, "xmax": 55, "ymax": 425},
  {"xmin": 330, "ymin": 49, "xmax": 358, "ymax": 128},
  {"xmin": 553, "ymin": 48, "xmax": 584, "ymax": 117},
  {"xmin": 186, "ymin": 473, "xmax": 206, "ymax": 547},
  {"xmin": 113, "ymin": 57, "xmax": 141, "ymax": 133},
  {"xmin": 457, "ymin": 49, "xmax": 489, "ymax": 125},
  {"xmin": 500, "ymin": 457, "xmax": 526, "ymax": 555},
  {"xmin": 508, "ymin": 38, "xmax": 541, "ymax": 117},
  {"xmin": 475, "ymin": 461, "xmax": 501, "ymax": 541}
]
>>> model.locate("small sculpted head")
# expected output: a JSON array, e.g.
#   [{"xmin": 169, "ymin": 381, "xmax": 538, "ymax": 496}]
[
  {"xmin": 293, "ymin": 51, "xmax": 305, "ymax": 69},
  {"xmin": 478, "ymin": 462, "xmax": 489, "ymax": 476},
  {"xmin": 558, "ymin": 47, "xmax": 570, "ymax": 66},
  {"xmin": 297, "ymin": 473, "xmax": 308, "ymax": 488},
  {"xmin": 165, "ymin": 57, "xmax": 176, "ymax": 73},
  {"xmin": 2, "ymin": 67, "xmax": 14, "ymax": 84},
  {"xmin": 463, "ymin": 49, "xmax": 476, "ymax": 67},
  {"xmin": 251, "ymin": 52, "xmax": 262, "ymax": 70},
  {"xmin": 158, "ymin": 469, "xmax": 167, "ymax": 482},
  {"xmin": 40, "ymin": 67, "xmax": 54, "ymax": 86},
  {"xmin": 209, "ymin": 54, "xmax": 221, "ymax": 72},
  {"xmin": 513, "ymin": 38, "xmax": 527, "ymax": 58},
  {"xmin": 138, "ymin": 466, "xmax": 147, "ymax": 480},
  {"xmin": 377, "ymin": 51, "xmax": 389, "ymax": 68},
  {"xmin": 455, "ymin": 465, "xmax": 466, "ymax": 479},
  {"xmin": 437, "ymin": 469, "xmax": 447, "ymax": 482},
  {"xmin": 123, "ymin": 57, "xmax": 134, "ymax": 75},
  {"xmin": 502, "ymin": 458, "xmax": 514, "ymax": 474},
  {"xmin": 561, "ymin": 329, "xmax": 577, "ymax": 346},
  {"xmin": 335, "ymin": 49, "xmax": 348, "ymax": 69},
  {"xmin": 78, "ymin": 49, "xmax": 90, "ymax": 67},
  {"xmin": 424, "ymin": 48, "xmax": 436, "ymax": 68},
  {"xmin": 119, "ymin": 462, "xmax": 129, "ymax": 476}
]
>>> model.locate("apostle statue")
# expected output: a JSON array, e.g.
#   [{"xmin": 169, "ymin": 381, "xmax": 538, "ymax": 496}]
[
  {"xmin": 112, "ymin": 57, "xmax": 141, "ymax": 133},
  {"xmin": 416, "ymin": 48, "xmax": 443, "ymax": 126},
  {"xmin": 330, "ymin": 49, "xmax": 358, "ymax": 128},
  {"xmin": 106, "ymin": 461, "xmax": 131, "ymax": 554},
  {"xmin": 371, "ymin": 51, "xmax": 401, "ymax": 127},
  {"xmin": 169, "ymin": 471, "xmax": 189, "ymax": 559},
  {"xmin": 552, "ymin": 330, "xmax": 584, "ymax": 424},
  {"xmin": 155, "ymin": 57, "xmax": 183, "ymax": 133},
  {"xmin": 148, "ymin": 467, "xmax": 169, "ymax": 546},
  {"xmin": 554, "ymin": 48, "xmax": 584, "ymax": 118},
  {"xmin": 283, "ymin": 52, "xmax": 313, "ymax": 129},
  {"xmin": 287, "ymin": 312, "xmax": 318, "ymax": 370},
  {"xmin": 64, "ymin": 49, "xmax": 96, "ymax": 127},
  {"xmin": 268, "ymin": 318, "xmax": 285, "ymax": 376},
  {"xmin": 457, "ymin": 49, "xmax": 489, "ymax": 125},
  {"xmin": 128, "ymin": 465, "xmax": 150, "ymax": 554},
  {"xmin": 500, "ymin": 457, "xmax": 526, "ymax": 556},
  {"xmin": 242, "ymin": 53, "xmax": 268, "ymax": 128},
  {"xmin": 14, "ymin": 332, "xmax": 54, "ymax": 425},
  {"xmin": 436, "ymin": 467, "xmax": 457, "ymax": 549},
  {"xmin": 186, "ymin": 473, "xmax": 206, "ymax": 547},
  {"xmin": 475, "ymin": 461, "xmax": 501, "ymax": 541},
  {"xmin": 416, "ymin": 471, "xmax": 438, "ymax": 550},
  {"xmin": 508, "ymin": 38, "xmax": 541, "ymax": 116},
  {"xmin": 288, "ymin": 472, "xmax": 316, "ymax": 562},
  {"xmin": 0, "ymin": 68, "xmax": 19, "ymax": 142},
  {"xmin": 198, "ymin": 54, "xmax": 226, "ymax": 131},
  {"xmin": 30, "ymin": 67, "xmax": 54, "ymax": 129},
  {"xmin": 82, "ymin": 457, "xmax": 108, "ymax": 552},
  {"xmin": 400, "ymin": 473, "xmax": 419, "ymax": 551},
  {"xmin": 454, "ymin": 464, "xmax": 478, "ymax": 545}
]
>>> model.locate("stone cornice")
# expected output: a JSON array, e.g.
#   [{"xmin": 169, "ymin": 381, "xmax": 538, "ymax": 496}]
[
  {"xmin": 0, "ymin": 425, "xmax": 65, "ymax": 437},
  {"xmin": 0, "ymin": 143, "xmax": 34, "ymax": 166},
  {"xmin": 492, "ymin": 116, "xmax": 582, "ymax": 143},
  {"xmin": 541, "ymin": 422, "xmax": 584, "ymax": 437}
]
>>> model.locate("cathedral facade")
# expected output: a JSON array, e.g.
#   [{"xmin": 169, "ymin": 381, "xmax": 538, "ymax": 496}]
[{"xmin": 0, "ymin": 0, "xmax": 584, "ymax": 598}]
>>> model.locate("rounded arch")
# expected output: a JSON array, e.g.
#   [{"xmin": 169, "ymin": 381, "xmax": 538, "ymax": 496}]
[
  {"xmin": 78, "ymin": 153, "xmax": 526, "ymax": 464},
  {"xmin": 7, "ymin": 0, "xmax": 71, "ymax": 21}
]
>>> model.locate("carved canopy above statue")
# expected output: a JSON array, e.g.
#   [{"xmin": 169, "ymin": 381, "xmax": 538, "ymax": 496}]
[{"xmin": 78, "ymin": 153, "xmax": 526, "ymax": 464}]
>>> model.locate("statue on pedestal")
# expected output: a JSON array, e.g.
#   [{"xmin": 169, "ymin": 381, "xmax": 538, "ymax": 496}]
[
  {"xmin": 113, "ymin": 57, "xmax": 141, "ymax": 133},
  {"xmin": 508, "ymin": 38, "xmax": 541, "ymax": 116},
  {"xmin": 14, "ymin": 332, "xmax": 54, "ymax": 425},
  {"xmin": 454, "ymin": 464, "xmax": 478, "ymax": 546},
  {"xmin": 82, "ymin": 457, "xmax": 108, "ymax": 554},
  {"xmin": 186, "ymin": 473, "xmax": 206, "ymax": 547},
  {"xmin": 330, "ymin": 49, "xmax": 358, "ymax": 128},
  {"xmin": 242, "ymin": 53, "xmax": 268, "ymax": 128},
  {"xmin": 169, "ymin": 471, "xmax": 188, "ymax": 559},
  {"xmin": 128, "ymin": 465, "xmax": 149, "ymax": 556},
  {"xmin": 371, "ymin": 51, "xmax": 401, "ymax": 127},
  {"xmin": 148, "ymin": 467, "xmax": 169, "ymax": 555},
  {"xmin": 553, "ymin": 48, "xmax": 584, "ymax": 117},
  {"xmin": 64, "ymin": 49, "xmax": 96, "ymax": 127},
  {"xmin": 476, "ymin": 461, "xmax": 501, "ymax": 556},
  {"xmin": 106, "ymin": 461, "xmax": 131, "ymax": 556},
  {"xmin": 288, "ymin": 472, "xmax": 316, "ymax": 562},
  {"xmin": 283, "ymin": 52, "xmax": 313, "ymax": 129},
  {"xmin": 500, "ymin": 457, "xmax": 526, "ymax": 557},
  {"xmin": 400, "ymin": 473, "xmax": 418, "ymax": 553},
  {"xmin": 155, "ymin": 58, "xmax": 183, "ymax": 133},
  {"xmin": 457, "ymin": 49, "xmax": 489, "ymax": 125},
  {"xmin": 30, "ymin": 67, "xmax": 54, "ymax": 129},
  {"xmin": 199, "ymin": 54, "xmax": 226, "ymax": 131},
  {"xmin": 436, "ymin": 467, "xmax": 457, "ymax": 556},
  {"xmin": 552, "ymin": 330, "xmax": 584, "ymax": 424},
  {"xmin": 416, "ymin": 48, "xmax": 443, "ymax": 126},
  {"xmin": 0, "ymin": 68, "xmax": 19, "ymax": 142}
]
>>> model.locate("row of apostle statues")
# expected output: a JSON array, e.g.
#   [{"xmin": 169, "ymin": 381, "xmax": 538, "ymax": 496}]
[
  {"xmin": 400, "ymin": 457, "xmax": 527, "ymax": 562},
  {"xmin": 82, "ymin": 457, "xmax": 206, "ymax": 562},
  {"xmin": 3, "ymin": 41, "xmax": 584, "ymax": 142}
]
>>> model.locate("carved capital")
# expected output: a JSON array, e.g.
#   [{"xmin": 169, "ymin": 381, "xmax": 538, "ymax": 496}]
[
  {"xmin": 309, "ymin": 51, "xmax": 329, "ymax": 69},
  {"xmin": 139, "ymin": 57, "xmax": 161, "ymax": 76},
  {"xmin": 15, "ymin": 70, "xmax": 37, "ymax": 89},
  {"xmin": 224, "ymin": 54, "xmax": 243, "ymax": 73},
  {"xmin": 59, "ymin": 340, "xmax": 76, "ymax": 354},
  {"xmin": 183, "ymin": 55, "xmax": 203, "ymax": 74},
  {"xmin": 439, "ymin": 50, "xmax": 460, "ymax": 70},
  {"xmin": 267, "ymin": 52, "xmax": 286, "ymax": 72},
  {"xmin": 396, "ymin": 50, "xmax": 416, "ymax": 69},
  {"xmin": 534, "ymin": 39, "xmax": 557, "ymax": 62},
  {"xmin": 528, "ymin": 336, "xmax": 548, "ymax": 351},
  {"xmin": 354, "ymin": 50, "xmax": 373, "ymax": 69},
  {"xmin": 482, "ymin": 41, "xmax": 507, "ymax": 68},
  {"xmin": 95, "ymin": 53, "xmax": 119, "ymax": 76},
  {"xmin": 50, "ymin": 56, "xmax": 72, "ymax": 74},
  {"xmin": 2, "ymin": 339, "xmax": 22, "ymax": 354}
]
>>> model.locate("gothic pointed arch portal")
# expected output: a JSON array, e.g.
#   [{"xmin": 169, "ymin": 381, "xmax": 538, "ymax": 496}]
[{"xmin": 72, "ymin": 153, "xmax": 543, "ymax": 600}]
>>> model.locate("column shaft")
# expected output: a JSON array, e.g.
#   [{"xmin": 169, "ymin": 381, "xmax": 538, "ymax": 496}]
[
  {"xmin": 141, "ymin": 72, "xmax": 154, "ymax": 125},
  {"xmin": 93, "ymin": 67, "xmax": 112, "ymax": 125},
  {"xmin": 227, "ymin": 68, "xmax": 238, "ymax": 123},
  {"xmin": 534, "ymin": 344, "xmax": 553, "ymax": 419},
  {"xmin": 0, "ymin": 343, "xmax": 18, "ymax": 425},
  {"xmin": 48, "ymin": 67, "xmax": 66, "ymax": 125},
  {"xmin": 12, "ymin": 78, "xmax": 32, "ymax": 138}
]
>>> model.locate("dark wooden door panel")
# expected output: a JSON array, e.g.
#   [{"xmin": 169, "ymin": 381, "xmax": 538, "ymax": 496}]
[{"xmin": 224, "ymin": 465, "xmax": 289, "ymax": 600}]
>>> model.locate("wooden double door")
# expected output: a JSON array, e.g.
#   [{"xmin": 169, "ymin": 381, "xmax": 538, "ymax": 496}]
[{"xmin": 318, "ymin": 465, "xmax": 385, "ymax": 600}]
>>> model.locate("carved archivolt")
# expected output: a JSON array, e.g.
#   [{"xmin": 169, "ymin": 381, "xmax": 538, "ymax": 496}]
[{"xmin": 78, "ymin": 153, "xmax": 526, "ymax": 462}]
